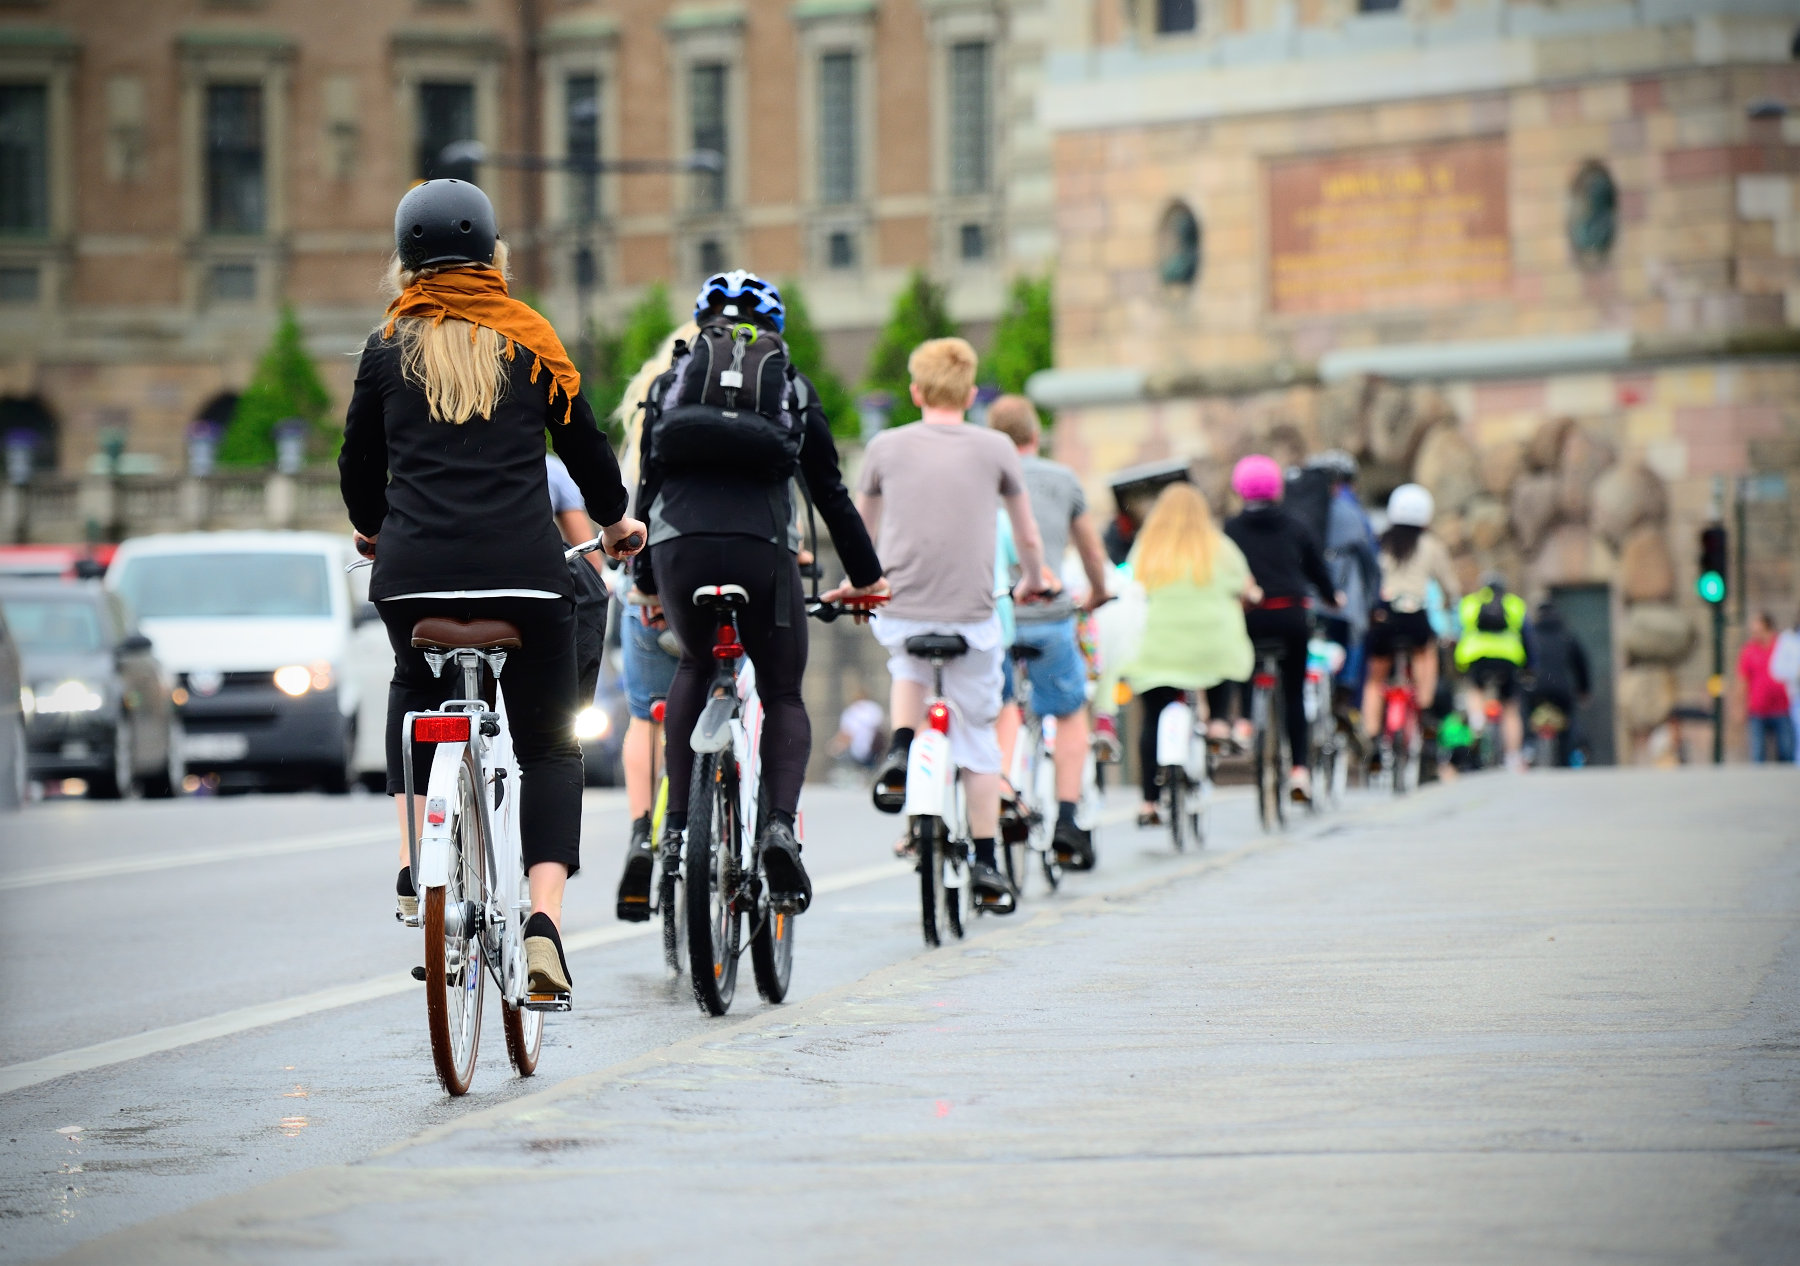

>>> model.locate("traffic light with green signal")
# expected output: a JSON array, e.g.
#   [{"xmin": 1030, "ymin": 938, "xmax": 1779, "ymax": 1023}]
[{"xmin": 1697, "ymin": 523, "xmax": 1727, "ymax": 604}]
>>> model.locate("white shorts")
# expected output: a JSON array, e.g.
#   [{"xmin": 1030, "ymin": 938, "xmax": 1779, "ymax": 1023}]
[{"xmin": 873, "ymin": 612, "xmax": 1005, "ymax": 775}]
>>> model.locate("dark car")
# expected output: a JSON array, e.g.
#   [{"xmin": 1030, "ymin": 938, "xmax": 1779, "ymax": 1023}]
[
  {"xmin": 0, "ymin": 579, "xmax": 183, "ymax": 798},
  {"xmin": 0, "ymin": 606, "xmax": 24, "ymax": 809}
]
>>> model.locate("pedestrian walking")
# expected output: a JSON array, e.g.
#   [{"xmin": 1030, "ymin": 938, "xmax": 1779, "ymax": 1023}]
[
  {"xmin": 1738, "ymin": 612, "xmax": 1795, "ymax": 763},
  {"xmin": 1770, "ymin": 612, "xmax": 1800, "ymax": 765}
]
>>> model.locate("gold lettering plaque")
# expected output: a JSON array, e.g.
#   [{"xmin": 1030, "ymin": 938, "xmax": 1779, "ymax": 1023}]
[{"xmin": 1268, "ymin": 138, "xmax": 1510, "ymax": 315}]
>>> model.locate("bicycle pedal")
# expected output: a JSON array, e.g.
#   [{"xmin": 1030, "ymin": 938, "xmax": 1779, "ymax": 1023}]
[
  {"xmin": 395, "ymin": 911, "xmax": 422, "ymax": 928},
  {"xmin": 525, "ymin": 991, "xmax": 572, "ymax": 1013}
]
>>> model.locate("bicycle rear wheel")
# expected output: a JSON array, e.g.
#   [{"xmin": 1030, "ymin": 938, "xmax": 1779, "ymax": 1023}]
[
  {"xmin": 424, "ymin": 762, "xmax": 485, "ymax": 1095},
  {"xmin": 915, "ymin": 816, "xmax": 940, "ymax": 948},
  {"xmin": 685, "ymin": 750, "xmax": 741, "ymax": 1016},
  {"xmin": 943, "ymin": 836, "xmax": 965, "ymax": 938},
  {"xmin": 1164, "ymin": 769, "xmax": 1185, "ymax": 852}
]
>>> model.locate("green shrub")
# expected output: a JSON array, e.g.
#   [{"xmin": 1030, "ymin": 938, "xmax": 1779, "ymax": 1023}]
[
  {"xmin": 218, "ymin": 307, "xmax": 333, "ymax": 467},
  {"xmin": 986, "ymin": 274, "xmax": 1053, "ymax": 395},
  {"xmin": 862, "ymin": 269, "xmax": 959, "ymax": 430},
  {"xmin": 779, "ymin": 280, "xmax": 859, "ymax": 441}
]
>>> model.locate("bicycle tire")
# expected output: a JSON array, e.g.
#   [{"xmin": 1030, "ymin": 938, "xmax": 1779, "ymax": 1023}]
[
  {"xmin": 502, "ymin": 999, "xmax": 541, "ymax": 1077},
  {"xmin": 749, "ymin": 783, "xmax": 794, "ymax": 1003},
  {"xmin": 1165, "ymin": 769, "xmax": 1185, "ymax": 853},
  {"xmin": 659, "ymin": 868, "xmax": 686, "ymax": 976},
  {"xmin": 423, "ymin": 762, "xmax": 485, "ymax": 1096},
  {"xmin": 685, "ymin": 750, "xmax": 740, "ymax": 1016},
  {"xmin": 943, "ymin": 836, "xmax": 965, "ymax": 938},
  {"xmin": 916, "ymin": 816, "xmax": 940, "ymax": 948},
  {"xmin": 1392, "ymin": 723, "xmax": 1412, "ymax": 796}
]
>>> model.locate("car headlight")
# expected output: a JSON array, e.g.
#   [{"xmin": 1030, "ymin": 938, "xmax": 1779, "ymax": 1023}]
[
  {"xmin": 35, "ymin": 679, "xmax": 105, "ymax": 713},
  {"xmin": 272, "ymin": 662, "xmax": 334, "ymax": 698},
  {"xmin": 272, "ymin": 665, "xmax": 312, "ymax": 697},
  {"xmin": 573, "ymin": 705, "xmax": 610, "ymax": 741},
  {"xmin": 20, "ymin": 684, "xmax": 33, "ymax": 719}
]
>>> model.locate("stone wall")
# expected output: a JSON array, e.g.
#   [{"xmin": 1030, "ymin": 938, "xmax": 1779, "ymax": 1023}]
[{"xmin": 1049, "ymin": 355, "xmax": 1800, "ymax": 764}]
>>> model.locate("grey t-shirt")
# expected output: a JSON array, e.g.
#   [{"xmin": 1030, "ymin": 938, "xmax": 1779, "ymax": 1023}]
[
  {"xmin": 858, "ymin": 422, "xmax": 1024, "ymax": 623},
  {"xmin": 1015, "ymin": 455, "xmax": 1086, "ymax": 624}
]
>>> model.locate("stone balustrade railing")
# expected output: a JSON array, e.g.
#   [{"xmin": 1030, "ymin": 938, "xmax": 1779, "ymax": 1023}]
[{"xmin": 0, "ymin": 472, "xmax": 352, "ymax": 544}]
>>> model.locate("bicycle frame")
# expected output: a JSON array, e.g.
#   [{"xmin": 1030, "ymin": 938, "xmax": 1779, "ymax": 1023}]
[{"xmin": 402, "ymin": 647, "xmax": 535, "ymax": 1011}]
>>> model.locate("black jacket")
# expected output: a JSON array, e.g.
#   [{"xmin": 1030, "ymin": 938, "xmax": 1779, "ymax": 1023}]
[
  {"xmin": 339, "ymin": 332, "xmax": 629, "ymax": 601},
  {"xmin": 1224, "ymin": 504, "xmax": 1336, "ymax": 602},
  {"xmin": 634, "ymin": 370, "xmax": 881, "ymax": 595},
  {"xmin": 1525, "ymin": 614, "xmax": 1591, "ymax": 701}
]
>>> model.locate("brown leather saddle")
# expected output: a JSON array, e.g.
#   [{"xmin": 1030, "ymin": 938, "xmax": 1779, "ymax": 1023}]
[{"xmin": 410, "ymin": 618, "xmax": 523, "ymax": 651}]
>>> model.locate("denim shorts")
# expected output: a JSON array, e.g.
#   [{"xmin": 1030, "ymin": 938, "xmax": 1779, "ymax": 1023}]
[
  {"xmin": 620, "ymin": 606, "xmax": 679, "ymax": 721},
  {"xmin": 1013, "ymin": 618, "xmax": 1088, "ymax": 718}
]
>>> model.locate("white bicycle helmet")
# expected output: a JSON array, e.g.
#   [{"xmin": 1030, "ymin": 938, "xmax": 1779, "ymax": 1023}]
[{"xmin": 1386, "ymin": 482, "xmax": 1435, "ymax": 528}]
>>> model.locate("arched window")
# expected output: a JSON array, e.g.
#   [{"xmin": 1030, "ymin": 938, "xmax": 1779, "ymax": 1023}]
[
  {"xmin": 0, "ymin": 395, "xmax": 58, "ymax": 476},
  {"xmin": 1567, "ymin": 161, "xmax": 1618, "ymax": 268},
  {"xmin": 1159, "ymin": 201, "xmax": 1201, "ymax": 287}
]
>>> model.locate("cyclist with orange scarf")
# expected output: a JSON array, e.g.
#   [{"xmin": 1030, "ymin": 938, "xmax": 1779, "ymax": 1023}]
[{"xmin": 339, "ymin": 179, "xmax": 644, "ymax": 1002}]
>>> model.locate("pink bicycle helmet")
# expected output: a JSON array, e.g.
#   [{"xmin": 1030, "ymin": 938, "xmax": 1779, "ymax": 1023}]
[{"xmin": 1231, "ymin": 454, "xmax": 1283, "ymax": 502}]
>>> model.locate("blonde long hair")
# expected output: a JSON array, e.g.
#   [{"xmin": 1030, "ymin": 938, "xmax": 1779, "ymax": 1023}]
[
  {"xmin": 1134, "ymin": 482, "xmax": 1218, "ymax": 591},
  {"xmin": 618, "ymin": 319, "xmax": 700, "ymax": 486},
  {"xmin": 381, "ymin": 239, "xmax": 513, "ymax": 424}
]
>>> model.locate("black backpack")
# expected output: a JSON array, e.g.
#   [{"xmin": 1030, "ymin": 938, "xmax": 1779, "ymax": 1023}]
[
  {"xmin": 1476, "ymin": 591, "xmax": 1511, "ymax": 633},
  {"xmin": 647, "ymin": 321, "xmax": 806, "ymax": 480},
  {"xmin": 1283, "ymin": 466, "xmax": 1333, "ymax": 553}
]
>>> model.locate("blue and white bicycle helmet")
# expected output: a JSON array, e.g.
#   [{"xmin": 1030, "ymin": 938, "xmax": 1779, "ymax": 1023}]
[{"xmin": 693, "ymin": 269, "xmax": 785, "ymax": 332}]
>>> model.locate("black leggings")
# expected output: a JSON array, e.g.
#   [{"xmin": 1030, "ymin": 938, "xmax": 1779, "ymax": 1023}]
[
  {"xmin": 379, "ymin": 595, "xmax": 584, "ymax": 874},
  {"xmin": 1137, "ymin": 686, "xmax": 1183, "ymax": 802},
  {"xmin": 1209, "ymin": 607, "xmax": 1311, "ymax": 767},
  {"xmin": 655, "ymin": 535, "xmax": 809, "ymax": 821}
]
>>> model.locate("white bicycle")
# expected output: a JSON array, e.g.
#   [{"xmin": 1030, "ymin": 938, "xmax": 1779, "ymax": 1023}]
[
  {"xmin": 1153, "ymin": 689, "xmax": 1215, "ymax": 852},
  {"xmin": 352, "ymin": 536, "xmax": 613, "ymax": 1095}
]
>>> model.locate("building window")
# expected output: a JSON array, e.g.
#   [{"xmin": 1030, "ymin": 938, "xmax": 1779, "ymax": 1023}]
[
  {"xmin": 1155, "ymin": 0, "xmax": 1198, "ymax": 34},
  {"xmin": 959, "ymin": 223, "xmax": 985, "ymax": 261},
  {"xmin": 0, "ymin": 265, "xmax": 40, "ymax": 303},
  {"xmin": 826, "ymin": 229, "xmax": 856, "ymax": 269},
  {"xmin": 690, "ymin": 63, "xmax": 728, "ymax": 212},
  {"xmin": 417, "ymin": 82, "xmax": 476, "ymax": 181},
  {"xmin": 565, "ymin": 74, "xmax": 600, "ymax": 223},
  {"xmin": 948, "ymin": 42, "xmax": 990, "ymax": 196},
  {"xmin": 0, "ymin": 84, "xmax": 49, "ymax": 235},
  {"xmin": 818, "ymin": 52, "xmax": 857, "ymax": 205},
  {"xmin": 1567, "ymin": 160, "xmax": 1617, "ymax": 268},
  {"xmin": 205, "ymin": 84, "xmax": 265, "ymax": 235},
  {"xmin": 209, "ymin": 262, "xmax": 257, "ymax": 301},
  {"xmin": 1357, "ymin": 0, "xmax": 1402, "ymax": 11},
  {"xmin": 697, "ymin": 237, "xmax": 725, "ymax": 276},
  {"xmin": 1159, "ymin": 201, "xmax": 1201, "ymax": 286}
]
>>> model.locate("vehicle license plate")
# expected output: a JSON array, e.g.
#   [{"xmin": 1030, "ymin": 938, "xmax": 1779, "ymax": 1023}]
[{"xmin": 185, "ymin": 733, "xmax": 249, "ymax": 761}]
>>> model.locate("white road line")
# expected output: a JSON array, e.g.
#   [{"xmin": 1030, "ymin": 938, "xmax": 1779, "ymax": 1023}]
[
  {"xmin": 0, "ymin": 826, "xmax": 395, "ymax": 892},
  {"xmin": 0, "ymin": 858, "xmax": 917, "ymax": 1098}
]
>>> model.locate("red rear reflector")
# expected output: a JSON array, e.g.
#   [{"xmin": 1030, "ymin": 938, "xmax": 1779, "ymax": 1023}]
[
  {"xmin": 713, "ymin": 623, "xmax": 743, "ymax": 659},
  {"xmin": 1306, "ymin": 670, "xmax": 1322, "ymax": 682},
  {"xmin": 926, "ymin": 701, "xmax": 951, "ymax": 734},
  {"xmin": 1484, "ymin": 701, "xmax": 1503, "ymax": 719},
  {"xmin": 1252, "ymin": 673, "xmax": 1276, "ymax": 690},
  {"xmin": 413, "ymin": 715, "xmax": 470, "ymax": 743},
  {"xmin": 650, "ymin": 700, "xmax": 666, "ymax": 723}
]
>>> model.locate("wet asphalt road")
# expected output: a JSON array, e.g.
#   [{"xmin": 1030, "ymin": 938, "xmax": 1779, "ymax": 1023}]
[
  {"xmin": 0, "ymin": 776, "xmax": 1250, "ymax": 1264},
  {"xmin": 4, "ymin": 769, "xmax": 1798, "ymax": 1264}
]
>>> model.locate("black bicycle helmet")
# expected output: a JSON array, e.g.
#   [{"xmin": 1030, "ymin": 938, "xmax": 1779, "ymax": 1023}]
[{"xmin": 394, "ymin": 179, "xmax": 497, "ymax": 271}]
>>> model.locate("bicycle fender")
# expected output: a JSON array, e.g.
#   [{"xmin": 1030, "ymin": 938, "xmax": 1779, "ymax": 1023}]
[
  {"xmin": 1156, "ymin": 699, "xmax": 1194, "ymax": 769},
  {"xmin": 417, "ymin": 743, "xmax": 462, "ymax": 888},
  {"xmin": 902, "ymin": 729, "xmax": 953, "ymax": 818},
  {"xmin": 690, "ymin": 692, "xmax": 735, "ymax": 754}
]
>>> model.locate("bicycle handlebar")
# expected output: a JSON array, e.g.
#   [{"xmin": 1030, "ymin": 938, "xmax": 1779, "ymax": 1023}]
[
  {"xmin": 806, "ymin": 593, "xmax": 888, "ymax": 625},
  {"xmin": 565, "ymin": 532, "xmax": 643, "ymax": 562}
]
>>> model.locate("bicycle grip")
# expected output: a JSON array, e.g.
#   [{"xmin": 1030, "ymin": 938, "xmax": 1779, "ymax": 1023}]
[{"xmin": 617, "ymin": 532, "xmax": 644, "ymax": 554}]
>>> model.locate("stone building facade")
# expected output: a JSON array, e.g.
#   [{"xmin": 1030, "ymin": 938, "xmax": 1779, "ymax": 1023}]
[
  {"xmin": 0, "ymin": 0, "xmax": 1053, "ymax": 481},
  {"xmin": 1029, "ymin": 0, "xmax": 1800, "ymax": 762}
]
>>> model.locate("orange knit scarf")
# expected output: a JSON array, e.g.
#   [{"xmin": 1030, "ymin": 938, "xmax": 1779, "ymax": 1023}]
[{"xmin": 383, "ymin": 266, "xmax": 582, "ymax": 424}]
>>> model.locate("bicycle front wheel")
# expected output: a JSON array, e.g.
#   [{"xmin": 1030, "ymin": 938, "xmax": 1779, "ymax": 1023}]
[
  {"xmin": 502, "ymin": 998, "xmax": 541, "ymax": 1077},
  {"xmin": 685, "ymin": 750, "xmax": 741, "ymax": 1016},
  {"xmin": 750, "ymin": 785, "xmax": 795, "ymax": 1002},
  {"xmin": 424, "ymin": 761, "xmax": 486, "ymax": 1095}
]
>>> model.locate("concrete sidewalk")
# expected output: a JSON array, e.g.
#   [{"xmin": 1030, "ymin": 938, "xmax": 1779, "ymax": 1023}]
[{"xmin": 52, "ymin": 769, "xmax": 1800, "ymax": 1265}]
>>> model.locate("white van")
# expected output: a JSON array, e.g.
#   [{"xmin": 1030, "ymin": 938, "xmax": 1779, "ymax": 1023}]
[{"xmin": 107, "ymin": 531, "xmax": 388, "ymax": 792}]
